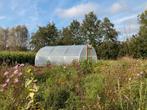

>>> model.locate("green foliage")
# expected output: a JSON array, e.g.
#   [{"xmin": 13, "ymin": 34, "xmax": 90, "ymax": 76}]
[
  {"xmin": 22, "ymin": 68, "xmax": 40, "ymax": 110},
  {"xmin": 82, "ymin": 73, "xmax": 104, "ymax": 99},
  {"xmin": 0, "ymin": 59, "xmax": 147, "ymax": 109},
  {"xmin": 120, "ymin": 10, "xmax": 147, "ymax": 58},
  {"xmin": 80, "ymin": 60, "xmax": 94, "ymax": 74},
  {"xmin": 58, "ymin": 27, "xmax": 74, "ymax": 45},
  {"xmin": 58, "ymin": 20, "xmax": 82, "ymax": 45},
  {"xmin": 0, "ymin": 51, "xmax": 35, "ymax": 65},
  {"xmin": 101, "ymin": 17, "xmax": 118, "ymax": 42},
  {"xmin": 97, "ymin": 41, "xmax": 120, "ymax": 59},
  {"xmin": 81, "ymin": 12, "xmax": 102, "ymax": 48},
  {"xmin": 31, "ymin": 23, "xmax": 58, "ymax": 51}
]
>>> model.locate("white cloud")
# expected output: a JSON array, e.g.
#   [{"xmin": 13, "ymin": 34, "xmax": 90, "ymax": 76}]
[
  {"xmin": 0, "ymin": 16, "xmax": 6, "ymax": 20},
  {"xmin": 118, "ymin": 24, "xmax": 139, "ymax": 41},
  {"xmin": 144, "ymin": 2, "xmax": 147, "ymax": 9},
  {"xmin": 56, "ymin": 2, "xmax": 98, "ymax": 18},
  {"xmin": 114, "ymin": 14, "xmax": 137, "ymax": 24},
  {"xmin": 113, "ymin": 14, "xmax": 139, "ymax": 40},
  {"xmin": 110, "ymin": 2, "xmax": 127, "ymax": 14},
  {"xmin": 9, "ymin": 0, "xmax": 42, "ymax": 31}
]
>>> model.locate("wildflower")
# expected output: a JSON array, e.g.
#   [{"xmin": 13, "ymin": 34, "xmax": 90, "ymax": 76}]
[
  {"xmin": 97, "ymin": 95, "xmax": 101, "ymax": 101},
  {"xmin": 63, "ymin": 66, "xmax": 66, "ymax": 69},
  {"xmin": 13, "ymin": 70, "xmax": 19, "ymax": 75},
  {"xmin": 20, "ymin": 64, "xmax": 24, "ymax": 67},
  {"xmin": 1, "ymin": 83, "xmax": 7, "ymax": 88},
  {"xmin": 0, "ymin": 89, "xmax": 4, "ymax": 92},
  {"xmin": 140, "ymin": 71, "xmax": 144, "ymax": 75},
  {"xmin": 14, "ymin": 78, "xmax": 19, "ymax": 83},
  {"xmin": 128, "ymin": 78, "xmax": 131, "ymax": 81},
  {"xmin": 137, "ymin": 73, "xmax": 140, "ymax": 76},
  {"xmin": 5, "ymin": 78, "xmax": 10, "ymax": 83},
  {"xmin": 10, "ymin": 74, "xmax": 15, "ymax": 78},
  {"xmin": 28, "ymin": 92, "xmax": 35, "ymax": 99},
  {"xmin": 4, "ymin": 71, "xmax": 9, "ymax": 76},
  {"xmin": 27, "ymin": 69, "xmax": 32, "ymax": 73},
  {"xmin": 14, "ymin": 64, "xmax": 20, "ymax": 70},
  {"xmin": 18, "ymin": 72, "xmax": 23, "ymax": 76}
]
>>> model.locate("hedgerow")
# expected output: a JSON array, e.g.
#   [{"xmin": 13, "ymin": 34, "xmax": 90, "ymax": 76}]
[{"xmin": 0, "ymin": 51, "xmax": 35, "ymax": 65}]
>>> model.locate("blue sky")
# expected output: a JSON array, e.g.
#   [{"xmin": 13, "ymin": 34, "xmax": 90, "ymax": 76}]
[{"xmin": 0, "ymin": 0, "xmax": 147, "ymax": 40}]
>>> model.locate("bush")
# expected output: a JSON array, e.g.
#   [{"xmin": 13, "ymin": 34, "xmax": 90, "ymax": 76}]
[
  {"xmin": 0, "ymin": 51, "xmax": 35, "ymax": 65},
  {"xmin": 80, "ymin": 60, "xmax": 94, "ymax": 74}
]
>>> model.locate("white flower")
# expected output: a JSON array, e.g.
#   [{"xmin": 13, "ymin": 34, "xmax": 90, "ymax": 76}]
[
  {"xmin": 128, "ymin": 78, "xmax": 131, "ymax": 81},
  {"xmin": 63, "ymin": 66, "xmax": 66, "ymax": 69},
  {"xmin": 136, "ymin": 73, "xmax": 140, "ymax": 76},
  {"xmin": 140, "ymin": 71, "xmax": 143, "ymax": 75},
  {"xmin": 14, "ymin": 78, "xmax": 19, "ymax": 83}
]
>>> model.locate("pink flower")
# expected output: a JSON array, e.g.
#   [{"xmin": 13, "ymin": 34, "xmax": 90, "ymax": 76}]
[
  {"xmin": 14, "ymin": 78, "xmax": 19, "ymax": 83},
  {"xmin": 14, "ymin": 65, "xmax": 19, "ymax": 69},
  {"xmin": 10, "ymin": 74, "xmax": 14, "ymax": 78},
  {"xmin": 13, "ymin": 70, "xmax": 19, "ymax": 75},
  {"xmin": 18, "ymin": 72, "xmax": 23, "ymax": 76},
  {"xmin": 5, "ymin": 78, "xmax": 10, "ymax": 83},
  {"xmin": 1, "ymin": 83, "xmax": 7, "ymax": 88},
  {"xmin": 4, "ymin": 71, "xmax": 9, "ymax": 76},
  {"xmin": 20, "ymin": 64, "xmax": 24, "ymax": 67}
]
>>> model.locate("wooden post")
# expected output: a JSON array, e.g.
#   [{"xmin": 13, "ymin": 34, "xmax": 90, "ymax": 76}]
[{"xmin": 86, "ymin": 44, "xmax": 88, "ymax": 61}]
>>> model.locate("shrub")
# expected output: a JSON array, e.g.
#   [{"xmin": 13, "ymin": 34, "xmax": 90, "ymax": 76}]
[
  {"xmin": 80, "ymin": 60, "xmax": 94, "ymax": 74},
  {"xmin": 0, "ymin": 51, "xmax": 35, "ymax": 65}
]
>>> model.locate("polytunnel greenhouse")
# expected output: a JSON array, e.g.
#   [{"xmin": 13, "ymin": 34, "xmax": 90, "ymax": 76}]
[{"xmin": 35, "ymin": 45, "xmax": 97, "ymax": 66}]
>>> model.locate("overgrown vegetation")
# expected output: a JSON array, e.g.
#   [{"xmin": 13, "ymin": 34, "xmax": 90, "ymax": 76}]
[{"xmin": 0, "ymin": 59, "xmax": 146, "ymax": 110}]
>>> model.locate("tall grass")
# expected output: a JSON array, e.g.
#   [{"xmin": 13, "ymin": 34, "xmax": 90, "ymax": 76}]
[{"xmin": 0, "ymin": 58, "xmax": 146, "ymax": 110}]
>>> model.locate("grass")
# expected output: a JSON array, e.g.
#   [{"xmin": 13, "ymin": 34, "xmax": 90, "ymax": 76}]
[{"xmin": 0, "ymin": 58, "xmax": 146, "ymax": 110}]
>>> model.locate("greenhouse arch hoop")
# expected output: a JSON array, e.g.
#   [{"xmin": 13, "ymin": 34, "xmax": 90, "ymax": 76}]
[{"xmin": 35, "ymin": 45, "xmax": 97, "ymax": 66}]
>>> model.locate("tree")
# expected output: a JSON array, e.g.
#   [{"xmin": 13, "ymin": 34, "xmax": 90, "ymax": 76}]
[
  {"xmin": 97, "ymin": 41, "xmax": 120, "ymax": 59},
  {"xmin": 30, "ymin": 23, "xmax": 58, "ymax": 51},
  {"xmin": 81, "ymin": 12, "xmax": 101, "ymax": 48},
  {"xmin": 127, "ymin": 10, "xmax": 147, "ymax": 58},
  {"xmin": 8, "ymin": 27, "xmax": 17, "ymax": 50},
  {"xmin": 139, "ymin": 10, "xmax": 147, "ymax": 37},
  {"xmin": 101, "ymin": 17, "xmax": 118, "ymax": 42},
  {"xmin": 69, "ymin": 20, "xmax": 82, "ymax": 44},
  {"xmin": 58, "ymin": 27, "xmax": 73, "ymax": 45},
  {"xmin": 96, "ymin": 17, "xmax": 119, "ymax": 59},
  {"xmin": 58, "ymin": 20, "xmax": 82, "ymax": 45},
  {"xmin": 7, "ymin": 25, "xmax": 29, "ymax": 50},
  {"xmin": 0, "ymin": 28, "xmax": 9, "ymax": 50},
  {"xmin": 15, "ymin": 25, "xmax": 29, "ymax": 50}
]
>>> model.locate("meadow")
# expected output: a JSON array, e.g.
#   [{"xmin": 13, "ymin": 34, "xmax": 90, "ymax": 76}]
[{"xmin": 0, "ymin": 57, "xmax": 146, "ymax": 110}]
